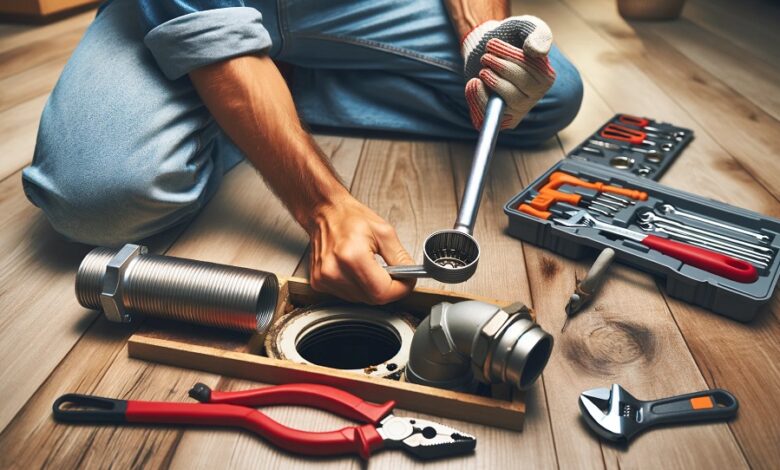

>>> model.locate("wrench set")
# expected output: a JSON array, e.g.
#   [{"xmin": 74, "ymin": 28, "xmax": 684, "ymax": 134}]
[
  {"xmin": 504, "ymin": 159, "xmax": 780, "ymax": 321},
  {"xmin": 569, "ymin": 114, "xmax": 693, "ymax": 180}
]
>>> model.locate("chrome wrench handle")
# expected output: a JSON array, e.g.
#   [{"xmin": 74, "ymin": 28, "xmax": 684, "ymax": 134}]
[
  {"xmin": 453, "ymin": 95, "xmax": 505, "ymax": 234},
  {"xmin": 384, "ymin": 265, "xmax": 429, "ymax": 278}
]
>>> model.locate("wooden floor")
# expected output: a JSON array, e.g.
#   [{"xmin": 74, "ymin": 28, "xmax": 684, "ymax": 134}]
[{"xmin": 1, "ymin": 0, "xmax": 779, "ymax": 468}]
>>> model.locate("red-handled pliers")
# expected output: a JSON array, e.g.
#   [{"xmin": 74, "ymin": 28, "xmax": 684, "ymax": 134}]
[{"xmin": 53, "ymin": 383, "xmax": 476, "ymax": 460}]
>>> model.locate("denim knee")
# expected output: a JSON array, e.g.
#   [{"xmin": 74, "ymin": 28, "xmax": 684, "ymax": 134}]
[{"xmin": 21, "ymin": 126, "xmax": 217, "ymax": 247}]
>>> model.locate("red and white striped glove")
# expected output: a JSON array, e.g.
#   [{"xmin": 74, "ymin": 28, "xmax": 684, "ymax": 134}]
[{"xmin": 462, "ymin": 16, "xmax": 556, "ymax": 130}]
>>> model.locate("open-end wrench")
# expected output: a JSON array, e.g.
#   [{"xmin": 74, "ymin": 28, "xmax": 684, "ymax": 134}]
[
  {"xmin": 639, "ymin": 212, "xmax": 773, "ymax": 255},
  {"xmin": 638, "ymin": 223, "xmax": 769, "ymax": 268},
  {"xmin": 555, "ymin": 210, "xmax": 758, "ymax": 283},
  {"xmin": 657, "ymin": 204, "xmax": 770, "ymax": 243},
  {"xmin": 638, "ymin": 222, "xmax": 772, "ymax": 262},
  {"xmin": 579, "ymin": 384, "xmax": 738, "ymax": 443}
]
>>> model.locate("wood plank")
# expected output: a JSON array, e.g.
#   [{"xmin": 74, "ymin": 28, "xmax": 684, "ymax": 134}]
[
  {"xmin": 684, "ymin": 0, "xmax": 780, "ymax": 68},
  {"xmin": 0, "ymin": 136, "xmax": 361, "ymax": 466},
  {"xmin": 0, "ymin": 8, "xmax": 93, "ymax": 54},
  {"xmin": 0, "ymin": 53, "xmax": 69, "ymax": 113},
  {"xmin": 529, "ymin": 0, "xmax": 780, "ymax": 467},
  {"xmin": 0, "ymin": 23, "xmax": 84, "ymax": 79},
  {"xmin": 639, "ymin": 18, "xmax": 780, "ymax": 121},
  {"xmin": 0, "ymin": 94, "xmax": 48, "ymax": 181},
  {"xmin": 557, "ymin": 0, "xmax": 780, "ymax": 203}
]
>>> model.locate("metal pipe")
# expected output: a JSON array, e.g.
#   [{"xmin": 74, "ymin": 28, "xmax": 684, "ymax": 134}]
[
  {"xmin": 406, "ymin": 301, "xmax": 553, "ymax": 391},
  {"xmin": 75, "ymin": 244, "xmax": 279, "ymax": 333},
  {"xmin": 454, "ymin": 95, "xmax": 505, "ymax": 234}
]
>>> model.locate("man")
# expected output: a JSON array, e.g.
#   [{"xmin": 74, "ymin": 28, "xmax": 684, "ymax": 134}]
[{"xmin": 22, "ymin": 0, "xmax": 583, "ymax": 304}]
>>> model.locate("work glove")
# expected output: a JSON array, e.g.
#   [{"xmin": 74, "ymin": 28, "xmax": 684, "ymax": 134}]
[{"xmin": 462, "ymin": 16, "xmax": 556, "ymax": 130}]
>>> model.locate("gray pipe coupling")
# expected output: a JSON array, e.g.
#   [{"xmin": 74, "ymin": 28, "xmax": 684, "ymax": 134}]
[
  {"xmin": 75, "ymin": 244, "xmax": 279, "ymax": 333},
  {"xmin": 405, "ymin": 301, "xmax": 553, "ymax": 391}
]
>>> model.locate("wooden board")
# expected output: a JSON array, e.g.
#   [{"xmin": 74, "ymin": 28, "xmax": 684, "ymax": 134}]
[{"xmin": 128, "ymin": 278, "xmax": 527, "ymax": 431}]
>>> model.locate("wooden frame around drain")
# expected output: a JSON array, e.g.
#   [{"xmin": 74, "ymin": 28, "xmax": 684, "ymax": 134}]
[{"xmin": 127, "ymin": 277, "xmax": 528, "ymax": 431}]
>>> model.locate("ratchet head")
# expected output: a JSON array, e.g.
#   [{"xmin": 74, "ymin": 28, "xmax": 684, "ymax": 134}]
[
  {"xmin": 579, "ymin": 384, "xmax": 643, "ymax": 442},
  {"xmin": 377, "ymin": 415, "xmax": 476, "ymax": 460},
  {"xmin": 384, "ymin": 230, "xmax": 480, "ymax": 283}
]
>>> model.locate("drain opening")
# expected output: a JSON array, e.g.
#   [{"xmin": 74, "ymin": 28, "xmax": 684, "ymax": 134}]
[{"xmin": 296, "ymin": 320, "xmax": 401, "ymax": 370}]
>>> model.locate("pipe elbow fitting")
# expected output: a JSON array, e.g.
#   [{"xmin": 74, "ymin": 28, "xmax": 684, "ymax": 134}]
[{"xmin": 406, "ymin": 301, "xmax": 553, "ymax": 391}]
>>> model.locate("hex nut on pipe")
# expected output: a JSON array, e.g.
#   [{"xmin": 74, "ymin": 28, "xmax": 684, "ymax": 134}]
[
  {"xmin": 76, "ymin": 244, "xmax": 279, "ymax": 333},
  {"xmin": 100, "ymin": 244, "xmax": 147, "ymax": 323},
  {"xmin": 406, "ymin": 300, "xmax": 553, "ymax": 391}
]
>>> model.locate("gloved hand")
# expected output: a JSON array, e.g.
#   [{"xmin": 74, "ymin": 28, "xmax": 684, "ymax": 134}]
[{"xmin": 462, "ymin": 16, "xmax": 556, "ymax": 130}]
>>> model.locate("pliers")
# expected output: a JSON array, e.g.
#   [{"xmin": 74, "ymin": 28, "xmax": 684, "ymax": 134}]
[{"xmin": 53, "ymin": 383, "xmax": 476, "ymax": 460}]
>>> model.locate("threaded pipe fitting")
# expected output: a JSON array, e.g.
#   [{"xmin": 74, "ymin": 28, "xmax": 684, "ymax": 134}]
[{"xmin": 75, "ymin": 244, "xmax": 279, "ymax": 333}]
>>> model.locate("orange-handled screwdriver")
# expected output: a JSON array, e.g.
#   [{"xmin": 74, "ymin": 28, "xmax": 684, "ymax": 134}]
[{"xmin": 545, "ymin": 172, "xmax": 648, "ymax": 201}]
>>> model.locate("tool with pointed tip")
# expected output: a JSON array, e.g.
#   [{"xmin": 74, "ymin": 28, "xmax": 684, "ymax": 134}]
[
  {"xmin": 579, "ymin": 384, "xmax": 738, "ymax": 443},
  {"xmin": 554, "ymin": 210, "xmax": 758, "ymax": 283},
  {"xmin": 385, "ymin": 96, "xmax": 505, "ymax": 283},
  {"xmin": 565, "ymin": 248, "xmax": 616, "ymax": 318}
]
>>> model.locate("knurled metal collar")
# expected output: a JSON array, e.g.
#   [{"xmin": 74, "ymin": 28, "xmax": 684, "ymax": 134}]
[
  {"xmin": 472, "ymin": 305, "xmax": 532, "ymax": 383},
  {"xmin": 100, "ymin": 243, "xmax": 146, "ymax": 323}
]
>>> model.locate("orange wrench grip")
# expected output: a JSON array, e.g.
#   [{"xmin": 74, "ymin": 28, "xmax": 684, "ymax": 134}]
[
  {"xmin": 518, "ymin": 204, "xmax": 551, "ymax": 220},
  {"xmin": 547, "ymin": 172, "xmax": 648, "ymax": 201}
]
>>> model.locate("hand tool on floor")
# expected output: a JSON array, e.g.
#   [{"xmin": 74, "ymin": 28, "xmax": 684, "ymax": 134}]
[
  {"xmin": 53, "ymin": 383, "xmax": 476, "ymax": 460},
  {"xmin": 579, "ymin": 384, "xmax": 738, "ymax": 443},
  {"xmin": 639, "ymin": 223, "xmax": 770, "ymax": 269},
  {"xmin": 657, "ymin": 204, "xmax": 771, "ymax": 243},
  {"xmin": 385, "ymin": 96, "xmax": 505, "ymax": 283},
  {"xmin": 618, "ymin": 114, "xmax": 686, "ymax": 139},
  {"xmin": 554, "ymin": 210, "xmax": 758, "ymax": 283},
  {"xmin": 563, "ymin": 248, "xmax": 616, "ymax": 331},
  {"xmin": 600, "ymin": 124, "xmax": 673, "ymax": 151},
  {"xmin": 638, "ymin": 212, "xmax": 773, "ymax": 255}
]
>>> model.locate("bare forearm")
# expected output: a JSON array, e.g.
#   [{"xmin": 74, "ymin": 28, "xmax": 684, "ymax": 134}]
[
  {"xmin": 444, "ymin": 0, "xmax": 509, "ymax": 39},
  {"xmin": 189, "ymin": 55, "xmax": 350, "ymax": 232}
]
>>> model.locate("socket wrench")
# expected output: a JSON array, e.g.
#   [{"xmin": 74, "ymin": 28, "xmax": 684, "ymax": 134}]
[
  {"xmin": 385, "ymin": 96, "xmax": 505, "ymax": 283},
  {"xmin": 638, "ymin": 212, "xmax": 773, "ymax": 255},
  {"xmin": 657, "ymin": 204, "xmax": 770, "ymax": 243}
]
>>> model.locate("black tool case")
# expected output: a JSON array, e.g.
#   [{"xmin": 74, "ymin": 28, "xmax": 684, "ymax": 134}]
[{"xmin": 504, "ymin": 159, "xmax": 780, "ymax": 322}]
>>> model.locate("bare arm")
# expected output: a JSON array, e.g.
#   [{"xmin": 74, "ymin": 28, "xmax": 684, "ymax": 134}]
[
  {"xmin": 444, "ymin": 0, "xmax": 509, "ymax": 39},
  {"xmin": 190, "ymin": 55, "xmax": 415, "ymax": 304}
]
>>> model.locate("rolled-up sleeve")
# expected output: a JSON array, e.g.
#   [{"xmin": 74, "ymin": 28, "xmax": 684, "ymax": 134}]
[{"xmin": 140, "ymin": 3, "xmax": 272, "ymax": 80}]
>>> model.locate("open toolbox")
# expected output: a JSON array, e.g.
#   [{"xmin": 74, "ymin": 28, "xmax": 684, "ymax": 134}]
[
  {"xmin": 504, "ymin": 159, "xmax": 780, "ymax": 321},
  {"xmin": 127, "ymin": 277, "xmax": 528, "ymax": 431},
  {"xmin": 567, "ymin": 114, "xmax": 693, "ymax": 180}
]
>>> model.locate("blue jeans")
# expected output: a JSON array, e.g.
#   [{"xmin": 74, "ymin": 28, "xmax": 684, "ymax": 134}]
[{"xmin": 22, "ymin": 0, "xmax": 583, "ymax": 245}]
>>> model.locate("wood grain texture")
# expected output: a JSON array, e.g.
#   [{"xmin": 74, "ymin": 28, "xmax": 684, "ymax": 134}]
[
  {"xmin": 558, "ymin": 0, "xmax": 780, "ymax": 202},
  {"xmin": 1, "ymin": 0, "xmax": 779, "ymax": 468},
  {"xmin": 540, "ymin": 2, "xmax": 780, "ymax": 468},
  {"xmin": 684, "ymin": 0, "xmax": 780, "ymax": 68}
]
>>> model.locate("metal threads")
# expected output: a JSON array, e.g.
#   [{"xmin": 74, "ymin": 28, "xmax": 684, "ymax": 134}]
[
  {"xmin": 75, "ymin": 247, "xmax": 117, "ymax": 309},
  {"xmin": 75, "ymin": 245, "xmax": 279, "ymax": 334}
]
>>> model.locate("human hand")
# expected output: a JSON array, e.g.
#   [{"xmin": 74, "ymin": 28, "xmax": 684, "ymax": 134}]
[
  {"xmin": 462, "ymin": 15, "xmax": 556, "ymax": 130},
  {"xmin": 307, "ymin": 196, "xmax": 416, "ymax": 304}
]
